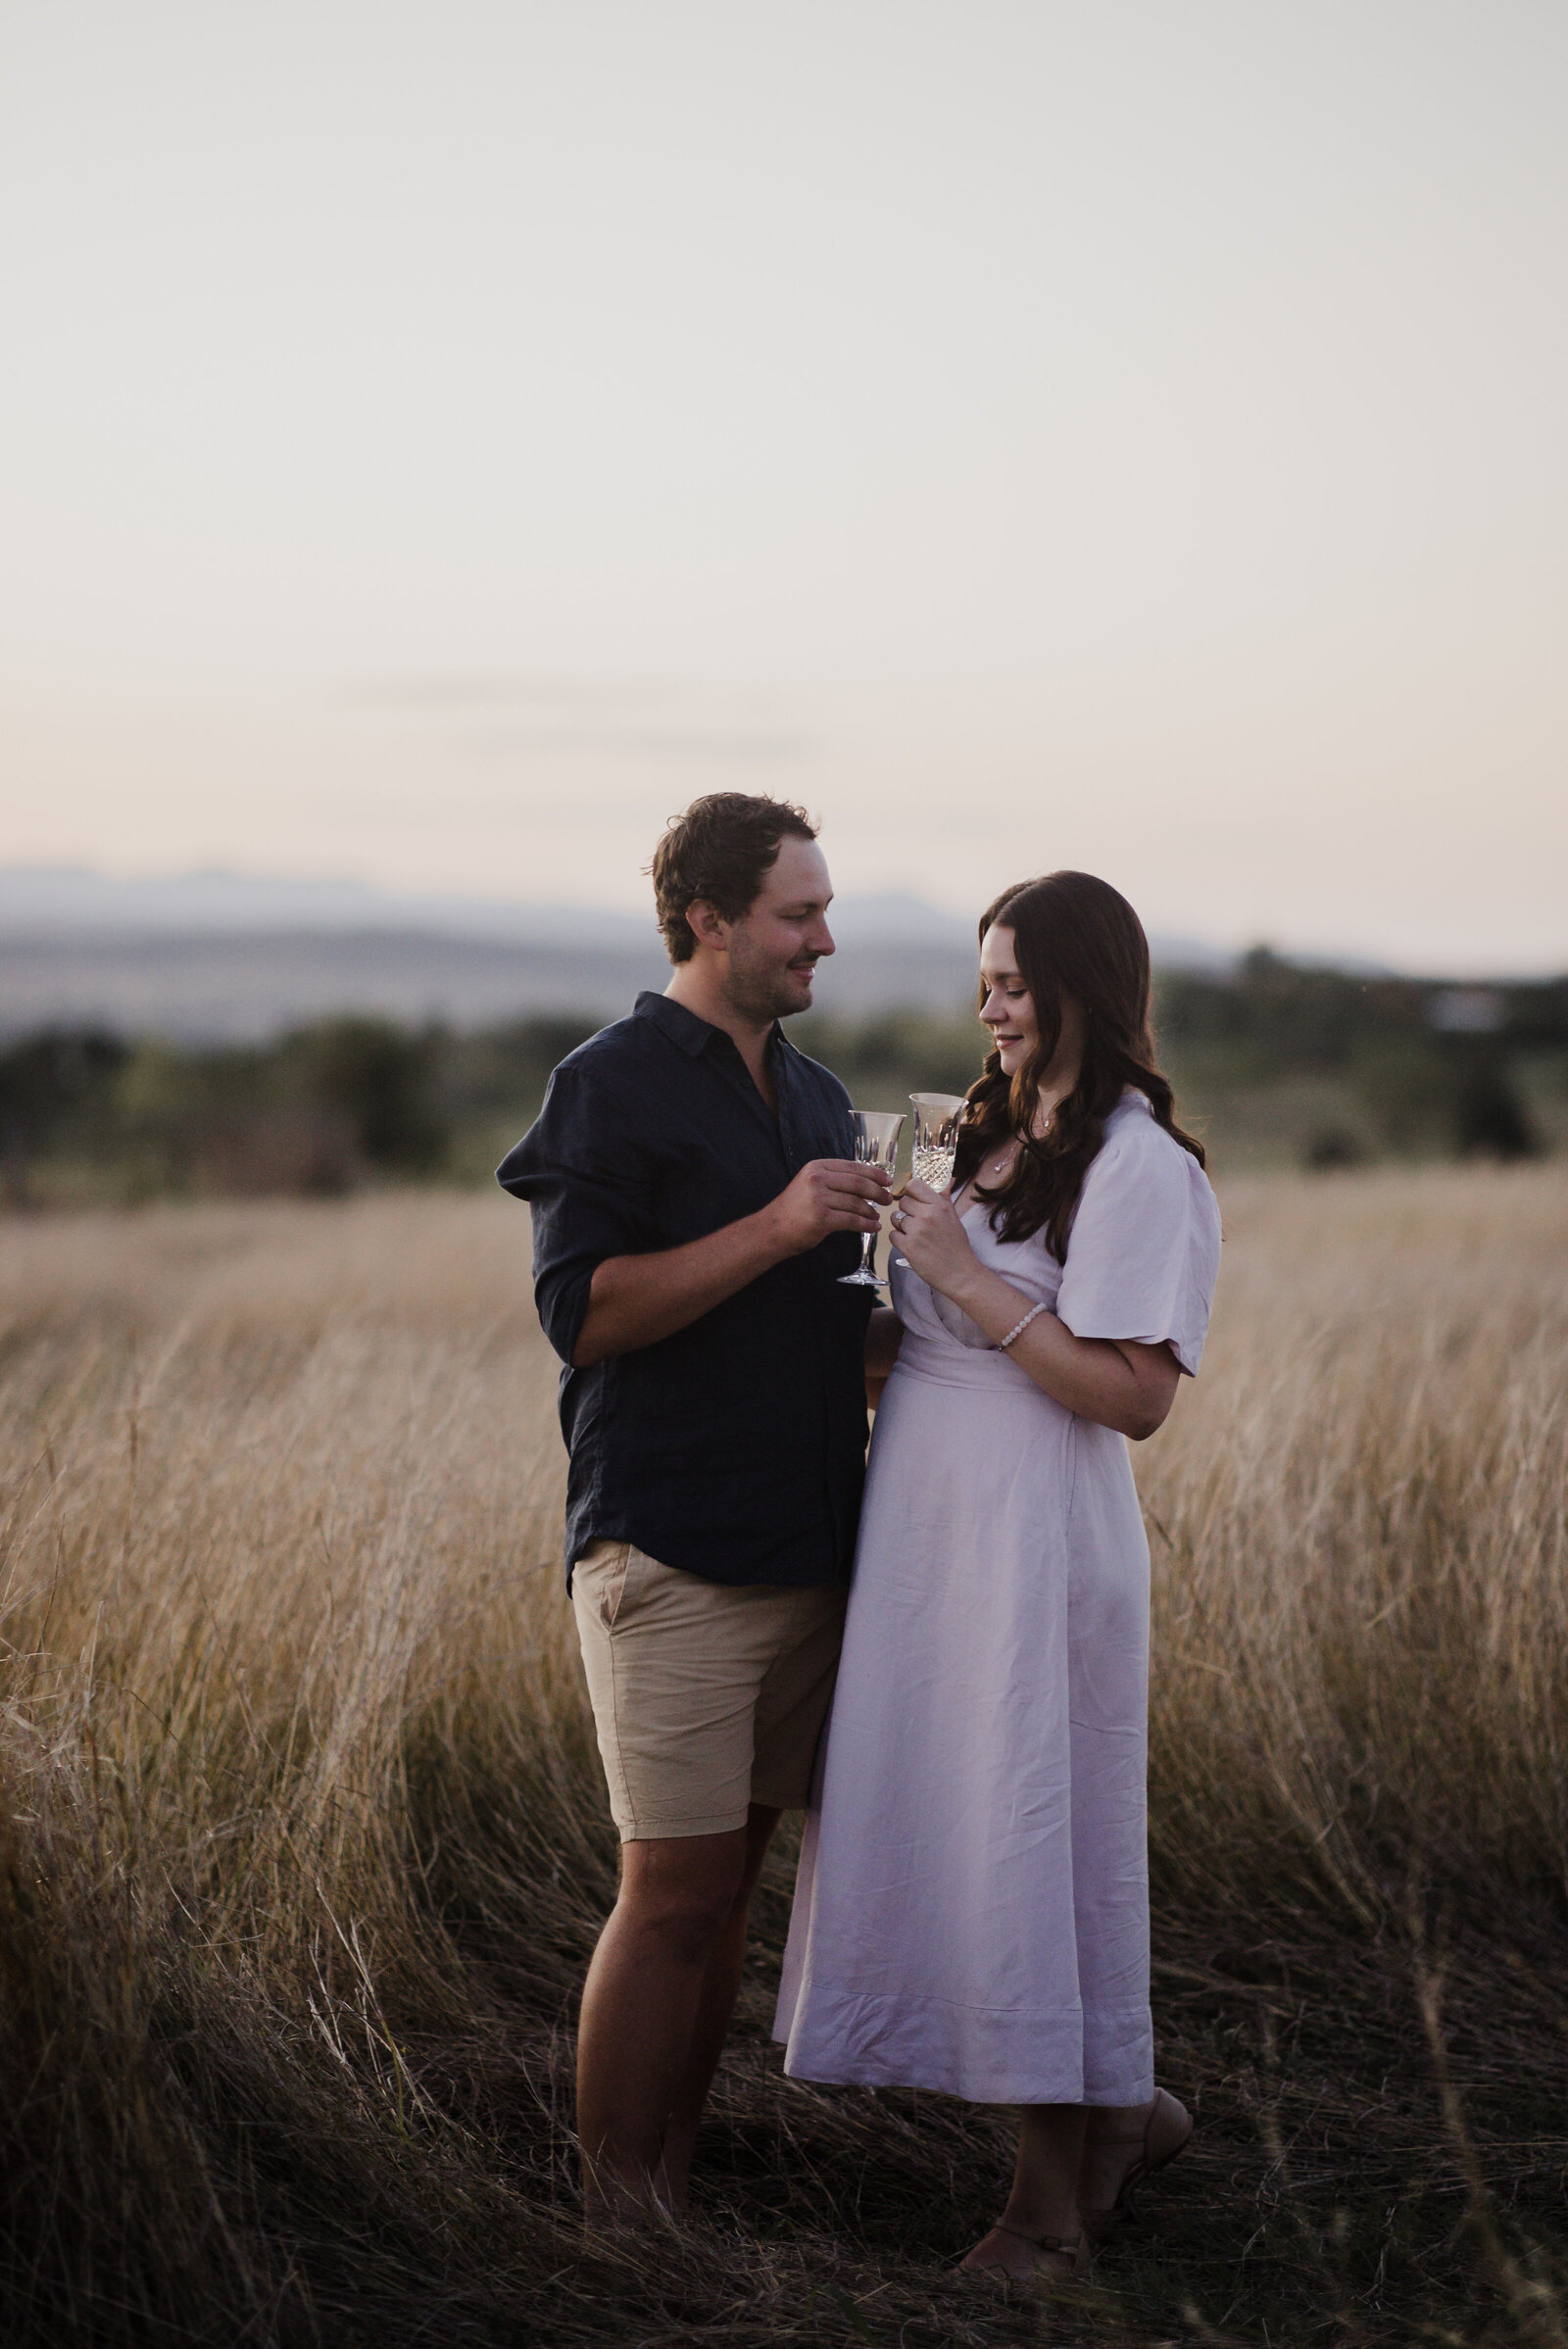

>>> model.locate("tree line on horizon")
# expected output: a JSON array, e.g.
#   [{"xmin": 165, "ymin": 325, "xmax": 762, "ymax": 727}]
[{"xmin": 2, "ymin": 951, "xmax": 1565, "ymax": 1208}]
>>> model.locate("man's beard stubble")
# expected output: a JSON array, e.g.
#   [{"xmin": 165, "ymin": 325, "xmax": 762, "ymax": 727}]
[{"xmin": 723, "ymin": 934, "xmax": 816, "ymax": 1026}]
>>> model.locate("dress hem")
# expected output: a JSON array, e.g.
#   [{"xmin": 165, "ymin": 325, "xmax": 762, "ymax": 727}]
[
  {"xmin": 777, "ymin": 2048, "xmax": 1157, "ymax": 2108},
  {"xmin": 775, "ymin": 1988, "xmax": 1154, "ymax": 2110}
]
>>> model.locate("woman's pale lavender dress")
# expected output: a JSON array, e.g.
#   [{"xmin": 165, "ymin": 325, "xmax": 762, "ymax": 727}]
[{"xmin": 775, "ymin": 1092, "xmax": 1222, "ymax": 2106}]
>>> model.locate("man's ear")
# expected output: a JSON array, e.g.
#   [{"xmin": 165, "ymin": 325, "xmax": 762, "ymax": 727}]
[{"xmin": 685, "ymin": 899, "xmax": 729, "ymax": 952}]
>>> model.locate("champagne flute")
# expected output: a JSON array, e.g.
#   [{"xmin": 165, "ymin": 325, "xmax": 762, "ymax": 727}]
[
  {"xmin": 836, "ymin": 1110, "xmax": 906, "ymax": 1289},
  {"xmin": 892, "ymin": 1093, "xmax": 968, "ymax": 1266},
  {"xmin": 909, "ymin": 1092, "xmax": 967, "ymax": 1191}
]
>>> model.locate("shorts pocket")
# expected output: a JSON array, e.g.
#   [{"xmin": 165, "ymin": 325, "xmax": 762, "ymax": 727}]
[
  {"xmin": 605, "ymin": 1543, "xmax": 662, "ymax": 1629},
  {"xmin": 574, "ymin": 1540, "xmax": 633, "ymax": 1630}
]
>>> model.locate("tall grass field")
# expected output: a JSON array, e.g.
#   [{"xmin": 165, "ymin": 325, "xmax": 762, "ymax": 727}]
[{"xmin": 1, "ymin": 1172, "xmax": 1565, "ymax": 2346}]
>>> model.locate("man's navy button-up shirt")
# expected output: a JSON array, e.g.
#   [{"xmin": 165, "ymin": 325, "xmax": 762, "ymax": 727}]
[{"xmin": 497, "ymin": 991, "xmax": 875, "ymax": 1589}]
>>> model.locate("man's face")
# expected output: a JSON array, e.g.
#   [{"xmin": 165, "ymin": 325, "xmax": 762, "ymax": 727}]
[{"xmin": 716, "ymin": 836, "xmax": 836, "ymax": 1021}]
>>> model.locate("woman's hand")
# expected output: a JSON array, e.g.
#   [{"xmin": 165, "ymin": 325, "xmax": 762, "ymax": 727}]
[{"xmin": 889, "ymin": 1177, "xmax": 981, "ymax": 1303}]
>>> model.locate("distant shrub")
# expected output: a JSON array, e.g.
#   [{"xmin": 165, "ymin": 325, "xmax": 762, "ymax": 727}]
[
  {"xmin": 1454, "ymin": 1056, "xmax": 1539, "ymax": 1160},
  {"xmin": 1302, "ymin": 1127, "xmax": 1370, "ymax": 1171},
  {"xmin": 0, "ymin": 1030, "xmax": 128, "ymax": 1206},
  {"xmin": 280, "ymin": 1017, "xmax": 451, "ymax": 1174}
]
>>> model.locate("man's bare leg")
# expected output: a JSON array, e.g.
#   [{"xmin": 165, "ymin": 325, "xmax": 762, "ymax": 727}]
[
  {"xmin": 656, "ymin": 1803, "xmax": 780, "ymax": 2211},
  {"xmin": 575, "ymin": 1821, "xmax": 755, "ymax": 2227}
]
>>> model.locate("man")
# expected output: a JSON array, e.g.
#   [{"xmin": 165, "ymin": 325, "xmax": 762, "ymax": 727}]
[{"xmin": 497, "ymin": 792, "xmax": 888, "ymax": 2225}]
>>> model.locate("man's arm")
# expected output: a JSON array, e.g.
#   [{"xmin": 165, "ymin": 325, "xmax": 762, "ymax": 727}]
[{"xmin": 572, "ymin": 1158, "xmax": 888, "ymax": 1368}]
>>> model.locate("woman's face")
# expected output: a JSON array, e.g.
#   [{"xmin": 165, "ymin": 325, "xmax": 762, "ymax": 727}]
[{"xmin": 978, "ymin": 925, "xmax": 1039, "ymax": 1077}]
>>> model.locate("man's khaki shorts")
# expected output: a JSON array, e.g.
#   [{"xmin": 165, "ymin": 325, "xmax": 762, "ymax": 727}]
[{"xmin": 571, "ymin": 1539, "xmax": 847, "ymax": 1841}]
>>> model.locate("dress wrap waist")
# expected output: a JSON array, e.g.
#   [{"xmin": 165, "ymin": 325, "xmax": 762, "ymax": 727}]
[{"xmin": 890, "ymin": 1329, "xmax": 1051, "ymax": 1396}]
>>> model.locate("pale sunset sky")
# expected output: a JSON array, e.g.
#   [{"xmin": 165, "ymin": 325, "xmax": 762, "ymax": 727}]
[{"xmin": 1, "ymin": 1, "xmax": 1564, "ymax": 971}]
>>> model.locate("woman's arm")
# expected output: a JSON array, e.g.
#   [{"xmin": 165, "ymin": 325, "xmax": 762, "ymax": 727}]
[
  {"xmin": 864, "ymin": 1304, "xmax": 904, "ymax": 1409},
  {"xmin": 890, "ymin": 1181, "xmax": 1181, "ymax": 1440}
]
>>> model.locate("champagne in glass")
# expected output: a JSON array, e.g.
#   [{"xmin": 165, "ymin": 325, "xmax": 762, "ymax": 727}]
[
  {"xmin": 836, "ymin": 1110, "xmax": 905, "ymax": 1289},
  {"xmin": 908, "ymin": 1092, "xmax": 967, "ymax": 1191},
  {"xmin": 891, "ymin": 1093, "xmax": 968, "ymax": 1266}
]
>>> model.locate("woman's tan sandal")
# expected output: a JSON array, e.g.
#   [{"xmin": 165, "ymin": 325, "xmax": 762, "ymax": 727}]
[{"xmin": 1082, "ymin": 2087, "xmax": 1193, "ymax": 2238}]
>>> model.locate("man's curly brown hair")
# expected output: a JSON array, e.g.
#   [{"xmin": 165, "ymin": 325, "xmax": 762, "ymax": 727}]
[{"xmin": 649, "ymin": 794, "xmax": 818, "ymax": 963}]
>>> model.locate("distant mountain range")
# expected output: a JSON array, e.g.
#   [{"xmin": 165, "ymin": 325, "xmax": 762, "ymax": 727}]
[{"xmin": 0, "ymin": 865, "xmax": 1234, "ymax": 1042}]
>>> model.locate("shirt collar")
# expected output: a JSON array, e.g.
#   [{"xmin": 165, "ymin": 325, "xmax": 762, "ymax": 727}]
[{"xmin": 634, "ymin": 990, "xmax": 785, "ymax": 1063}]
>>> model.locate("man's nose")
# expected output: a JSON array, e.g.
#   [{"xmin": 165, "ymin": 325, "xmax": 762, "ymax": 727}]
[{"xmin": 812, "ymin": 919, "xmax": 836, "ymax": 956}]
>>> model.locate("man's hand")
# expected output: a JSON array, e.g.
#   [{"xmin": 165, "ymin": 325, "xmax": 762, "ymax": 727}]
[
  {"xmin": 764, "ymin": 1157, "xmax": 890, "ymax": 1255},
  {"xmin": 571, "ymin": 1156, "xmax": 892, "ymax": 1367}
]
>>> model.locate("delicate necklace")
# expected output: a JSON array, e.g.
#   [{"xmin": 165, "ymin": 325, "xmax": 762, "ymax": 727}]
[{"xmin": 988, "ymin": 1105, "xmax": 1056, "ymax": 1176}]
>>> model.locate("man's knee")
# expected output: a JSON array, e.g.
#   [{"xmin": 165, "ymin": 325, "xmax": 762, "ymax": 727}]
[{"xmin": 616, "ymin": 1830, "xmax": 749, "ymax": 1962}]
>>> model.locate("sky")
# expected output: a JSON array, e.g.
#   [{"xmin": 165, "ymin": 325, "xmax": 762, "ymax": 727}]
[{"xmin": 1, "ymin": 0, "xmax": 1564, "ymax": 973}]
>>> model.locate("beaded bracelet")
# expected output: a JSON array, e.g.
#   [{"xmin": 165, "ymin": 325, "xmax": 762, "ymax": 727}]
[{"xmin": 999, "ymin": 1300, "xmax": 1049, "ymax": 1349}]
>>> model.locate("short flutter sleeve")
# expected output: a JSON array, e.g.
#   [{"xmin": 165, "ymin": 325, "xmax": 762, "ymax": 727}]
[{"xmin": 1054, "ymin": 1098, "xmax": 1222, "ymax": 1376}]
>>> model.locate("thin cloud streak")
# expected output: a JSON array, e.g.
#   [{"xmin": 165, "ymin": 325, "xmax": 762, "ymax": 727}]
[
  {"xmin": 340, "ymin": 673, "xmax": 817, "ymax": 766},
  {"xmin": 339, "ymin": 674, "xmax": 672, "ymax": 715},
  {"xmin": 463, "ymin": 727, "xmax": 813, "ymax": 765}
]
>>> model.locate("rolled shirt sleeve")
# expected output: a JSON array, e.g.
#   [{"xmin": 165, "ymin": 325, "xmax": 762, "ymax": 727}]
[{"xmin": 496, "ymin": 1061, "xmax": 662, "ymax": 1366}]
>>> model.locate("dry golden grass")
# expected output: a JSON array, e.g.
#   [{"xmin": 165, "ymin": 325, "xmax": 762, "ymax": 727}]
[{"xmin": 1, "ymin": 1171, "xmax": 1566, "ymax": 2346}]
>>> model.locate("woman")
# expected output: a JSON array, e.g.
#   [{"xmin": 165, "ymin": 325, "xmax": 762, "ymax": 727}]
[{"xmin": 775, "ymin": 871, "xmax": 1222, "ymax": 2285}]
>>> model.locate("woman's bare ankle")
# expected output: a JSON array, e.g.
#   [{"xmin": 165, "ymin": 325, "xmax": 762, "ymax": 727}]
[
  {"xmin": 961, "ymin": 2219, "xmax": 1084, "ymax": 2282},
  {"xmin": 1083, "ymin": 2091, "xmax": 1157, "ymax": 2142}
]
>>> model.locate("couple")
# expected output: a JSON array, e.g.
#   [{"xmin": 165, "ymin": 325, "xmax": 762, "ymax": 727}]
[{"xmin": 499, "ymin": 791, "xmax": 1222, "ymax": 2286}]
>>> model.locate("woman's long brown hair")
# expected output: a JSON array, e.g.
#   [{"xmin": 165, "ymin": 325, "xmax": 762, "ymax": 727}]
[{"xmin": 952, "ymin": 870, "xmax": 1204, "ymax": 1262}]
